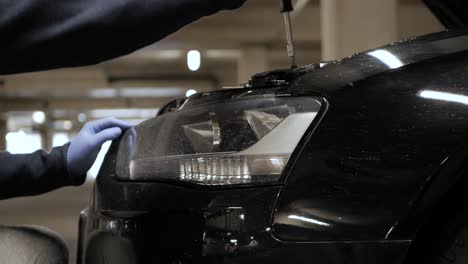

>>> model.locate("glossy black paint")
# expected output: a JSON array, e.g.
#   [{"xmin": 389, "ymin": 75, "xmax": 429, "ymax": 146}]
[
  {"xmin": 273, "ymin": 29, "xmax": 468, "ymax": 242},
  {"xmin": 78, "ymin": 29, "xmax": 468, "ymax": 263}
]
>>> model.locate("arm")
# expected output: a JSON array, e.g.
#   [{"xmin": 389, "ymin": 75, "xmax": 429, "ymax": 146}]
[
  {"xmin": 0, "ymin": 146, "xmax": 72, "ymax": 199},
  {"xmin": 0, "ymin": 118, "xmax": 132, "ymax": 199},
  {"xmin": 0, "ymin": 0, "xmax": 245, "ymax": 74}
]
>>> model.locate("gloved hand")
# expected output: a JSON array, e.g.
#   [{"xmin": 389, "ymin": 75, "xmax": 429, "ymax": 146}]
[{"xmin": 67, "ymin": 118, "xmax": 133, "ymax": 185}]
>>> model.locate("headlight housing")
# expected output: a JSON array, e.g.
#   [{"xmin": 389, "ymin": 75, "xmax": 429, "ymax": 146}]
[{"xmin": 116, "ymin": 91, "xmax": 323, "ymax": 186}]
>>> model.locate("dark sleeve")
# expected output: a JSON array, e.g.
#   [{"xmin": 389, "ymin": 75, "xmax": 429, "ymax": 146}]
[
  {"xmin": 0, "ymin": 144, "xmax": 78, "ymax": 200},
  {"xmin": 0, "ymin": 0, "xmax": 245, "ymax": 74}
]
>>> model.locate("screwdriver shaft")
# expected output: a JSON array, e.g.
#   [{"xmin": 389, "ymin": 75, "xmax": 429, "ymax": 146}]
[{"xmin": 283, "ymin": 12, "xmax": 296, "ymax": 68}]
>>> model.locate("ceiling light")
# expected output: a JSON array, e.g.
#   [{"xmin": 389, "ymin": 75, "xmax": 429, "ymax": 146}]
[
  {"xmin": 120, "ymin": 87, "xmax": 185, "ymax": 98},
  {"xmin": 32, "ymin": 111, "xmax": 46, "ymax": 124},
  {"xmin": 89, "ymin": 88, "xmax": 117, "ymax": 98},
  {"xmin": 187, "ymin": 50, "xmax": 201, "ymax": 71},
  {"xmin": 63, "ymin": 121, "xmax": 73, "ymax": 130},
  {"xmin": 90, "ymin": 109, "xmax": 158, "ymax": 119},
  {"xmin": 77, "ymin": 113, "xmax": 87, "ymax": 123}
]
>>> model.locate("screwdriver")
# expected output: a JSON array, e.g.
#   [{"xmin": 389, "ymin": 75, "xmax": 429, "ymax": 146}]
[{"xmin": 280, "ymin": 0, "xmax": 297, "ymax": 69}]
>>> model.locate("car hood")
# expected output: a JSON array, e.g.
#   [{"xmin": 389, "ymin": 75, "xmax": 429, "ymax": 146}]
[
  {"xmin": 424, "ymin": 0, "xmax": 468, "ymax": 28},
  {"xmin": 292, "ymin": 28, "xmax": 468, "ymax": 95}
]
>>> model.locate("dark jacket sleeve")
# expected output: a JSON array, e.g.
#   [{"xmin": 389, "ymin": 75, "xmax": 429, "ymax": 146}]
[
  {"xmin": 0, "ymin": 144, "xmax": 77, "ymax": 199},
  {"xmin": 0, "ymin": 0, "xmax": 245, "ymax": 74}
]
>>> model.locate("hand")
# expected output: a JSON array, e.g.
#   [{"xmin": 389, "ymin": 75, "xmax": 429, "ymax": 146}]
[{"xmin": 67, "ymin": 118, "xmax": 133, "ymax": 184}]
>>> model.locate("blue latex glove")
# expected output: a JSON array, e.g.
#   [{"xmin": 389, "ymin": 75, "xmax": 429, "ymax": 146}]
[{"xmin": 67, "ymin": 118, "xmax": 133, "ymax": 184}]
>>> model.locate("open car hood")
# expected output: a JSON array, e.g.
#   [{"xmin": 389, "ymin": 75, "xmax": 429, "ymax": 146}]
[{"xmin": 424, "ymin": 0, "xmax": 468, "ymax": 28}]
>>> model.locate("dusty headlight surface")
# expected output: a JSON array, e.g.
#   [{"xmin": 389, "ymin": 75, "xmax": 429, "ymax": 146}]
[{"xmin": 116, "ymin": 93, "xmax": 322, "ymax": 185}]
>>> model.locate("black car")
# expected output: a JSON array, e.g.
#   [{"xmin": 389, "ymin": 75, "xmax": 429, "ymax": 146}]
[{"xmin": 78, "ymin": 1, "xmax": 468, "ymax": 263}]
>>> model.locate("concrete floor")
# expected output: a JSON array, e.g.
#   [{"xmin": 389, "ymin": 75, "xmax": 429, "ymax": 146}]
[{"xmin": 0, "ymin": 183, "xmax": 93, "ymax": 264}]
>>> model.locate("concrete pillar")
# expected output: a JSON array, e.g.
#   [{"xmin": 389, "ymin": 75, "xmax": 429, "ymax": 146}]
[
  {"xmin": 0, "ymin": 114, "xmax": 7, "ymax": 151},
  {"xmin": 40, "ymin": 112, "xmax": 53, "ymax": 151},
  {"xmin": 321, "ymin": 0, "xmax": 398, "ymax": 60},
  {"xmin": 238, "ymin": 44, "xmax": 268, "ymax": 84},
  {"xmin": 40, "ymin": 127, "xmax": 53, "ymax": 151}
]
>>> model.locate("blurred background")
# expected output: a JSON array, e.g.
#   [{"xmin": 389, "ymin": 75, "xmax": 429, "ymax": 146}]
[{"xmin": 0, "ymin": 0, "xmax": 443, "ymax": 262}]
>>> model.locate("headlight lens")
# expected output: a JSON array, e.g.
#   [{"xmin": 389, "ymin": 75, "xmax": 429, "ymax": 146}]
[{"xmin": 116, "ymin": 94, "xmax": 322, "ymax": 185}]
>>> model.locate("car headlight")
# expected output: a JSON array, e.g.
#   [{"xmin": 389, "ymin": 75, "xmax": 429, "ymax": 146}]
[{"xmin": 116, "ymin": 91, "xmax": 323, "ymax": 186}]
